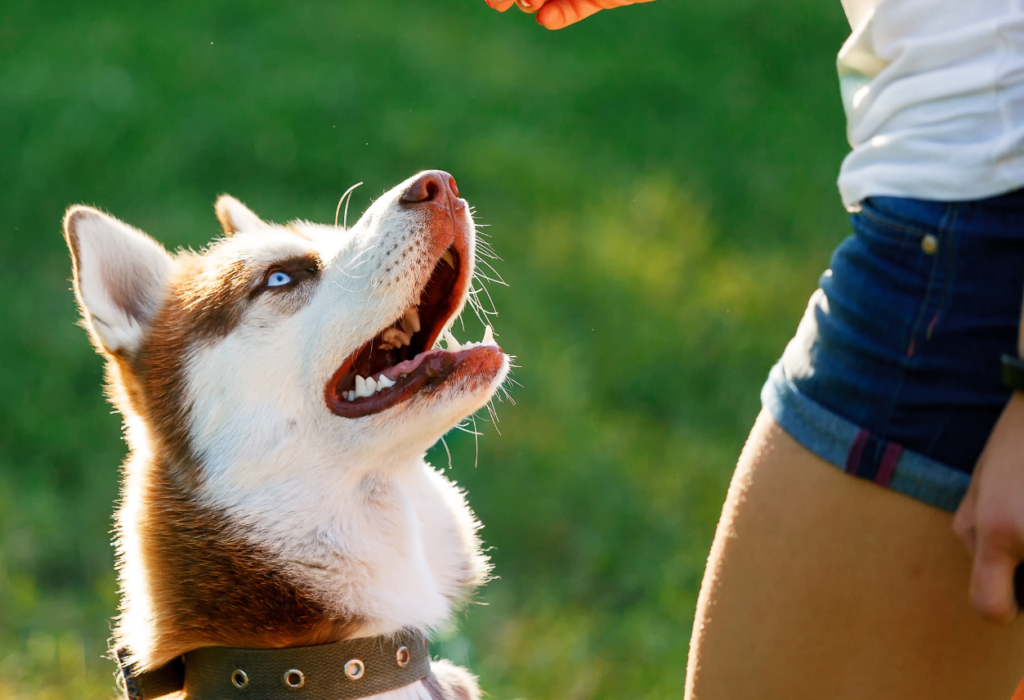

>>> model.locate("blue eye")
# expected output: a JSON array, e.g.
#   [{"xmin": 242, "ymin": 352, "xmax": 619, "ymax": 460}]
[{"xmin": 266, "ymin": 271, "xmax": 292, "ymax": 287}]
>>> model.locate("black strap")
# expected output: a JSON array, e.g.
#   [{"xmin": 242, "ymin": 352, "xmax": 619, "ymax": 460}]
[
  {"xmin": 116, "ymin": 647, "xmax": 184, "ymax": 700},
  {"xmin": 116, "ymin": 630, "xmax": 430, "ymax": 700},
  {"xmin": 1016, "ymin": 564, "xmax": 1024, "ymax": 611},
  {"xmin": 1001, "ymin": 353, "xmax": 1024, "ymax": 391}
]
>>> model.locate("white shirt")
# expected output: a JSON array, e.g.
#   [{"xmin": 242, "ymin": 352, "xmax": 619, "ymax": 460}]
[{"xmin": 837, "ymin": 0, "xmax": 1024, "ymax": 209}]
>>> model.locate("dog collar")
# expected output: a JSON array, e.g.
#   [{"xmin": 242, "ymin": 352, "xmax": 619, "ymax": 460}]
[{"xmin": 116, "ymin": 630, "xmax": 431, "ymax": 700}]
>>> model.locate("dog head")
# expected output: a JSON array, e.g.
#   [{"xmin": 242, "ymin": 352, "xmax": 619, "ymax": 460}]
[{"xmin": 65, "ymin": 171, "xmax": 509, "ymax": 491}]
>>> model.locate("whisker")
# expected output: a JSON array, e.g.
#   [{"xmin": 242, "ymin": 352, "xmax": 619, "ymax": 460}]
[
  {"xmin": 440, "ymin": 435, "xmax": 453, "ymax": 470},
  {"xmin": 343, "ymin": 244, "xmax": 377, "ymax": 271},
  {"xmin": 334, "ymin": 182, "xmax": 364, "ymax": 228},
  {"xmin": 477, "ymin": 259, "xmax": 507, "ymax": 285},
  {"xmin": 452, "ymin": 421, "xmax": 483, "ymax": 436},
  {"xmin": 485, "ymin": 400, "xmax": 501, "ymax": 434},
  {"xmin": 471, "ymin": 414, "xmax": 480, "ymax": 468},
  {"xmin": 472, "ymin": 272, "xmax": 504, "ymax": 286},
  {"xmin": 330, "ymin": 282, "xmax": 365, "ymax": 292},
  {"xmin": 472, "ymin": 279, "xmax": 499, "ymax": 317},
  {"xmin": 465, "ymin": 292, "xmax": 488, "ymax": 326},
  {"xmin": 330, "ymin": 260, "xmax": 371, "ymax": 283}
]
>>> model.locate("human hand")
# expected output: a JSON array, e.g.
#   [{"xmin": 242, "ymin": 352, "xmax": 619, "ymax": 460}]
[
  {"xmin": 953, "ymin": 391, "xmax": 1024, "ymax": 623},
  {"xmin": 484, "ymin": 0, "xmax": 657, "ymax": 31}
]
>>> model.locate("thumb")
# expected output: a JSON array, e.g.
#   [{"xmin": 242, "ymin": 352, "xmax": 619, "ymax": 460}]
[
  {"xmin": 969, "ymin": 540, "xmax": 1019, "ymax": 623},
  {"xmin": 536, "ymin": 0, "xmax": 605, "ymax": 29}
]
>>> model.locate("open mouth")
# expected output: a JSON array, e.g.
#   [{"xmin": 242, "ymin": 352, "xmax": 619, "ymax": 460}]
[{"xmin": 325, "ymin": 247, "xmax": 504, "ymax": 419}]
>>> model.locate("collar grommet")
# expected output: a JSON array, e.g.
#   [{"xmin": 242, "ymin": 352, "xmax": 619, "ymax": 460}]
[
  {"xmin": 345, "ymin": 659, "xmax": 365, "ymax": 680},
  {"xmin": 283, "ymin": 669, "xmax": 305, "ymax": 689}
]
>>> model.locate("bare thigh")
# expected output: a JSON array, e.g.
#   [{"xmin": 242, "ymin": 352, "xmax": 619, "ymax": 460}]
[{"xmin": 685, "ymin": 410, "xmax": 1024, "ymax": 700}]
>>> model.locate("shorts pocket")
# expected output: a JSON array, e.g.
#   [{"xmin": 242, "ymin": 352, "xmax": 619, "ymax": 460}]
[{"xmin": 854, "ymin": 198, "xmax": 934, "ymax": 250}]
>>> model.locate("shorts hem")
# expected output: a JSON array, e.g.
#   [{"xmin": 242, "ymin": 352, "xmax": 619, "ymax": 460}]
[{"xmin": 761, "ymin": 361, "xmax": 970, "ymax": 513}]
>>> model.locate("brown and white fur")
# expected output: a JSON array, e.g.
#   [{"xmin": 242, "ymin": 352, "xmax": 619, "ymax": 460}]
[{"xmin": 63, "ymin": 171, "xmax": 510, "ymax": 700}]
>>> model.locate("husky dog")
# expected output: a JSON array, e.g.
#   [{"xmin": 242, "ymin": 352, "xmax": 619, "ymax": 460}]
[{"xmin": 63, "ymin": 171, "xmax": 509, "ymax": 699}]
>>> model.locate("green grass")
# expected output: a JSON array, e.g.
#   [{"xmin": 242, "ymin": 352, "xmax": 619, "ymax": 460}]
[{"xmin": 0, "ymin": 1, "xmax": 851, "ymax": 697}]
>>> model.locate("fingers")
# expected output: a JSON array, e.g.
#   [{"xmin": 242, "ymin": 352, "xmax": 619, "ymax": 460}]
[
  {"xmin": 964, "ymin": 456, "xmax": 1020, "ymax": 621},
  {"xmin": 537, "ymin": 0, "xmax": 608, "ymax": 29},
  {"xmin": 969, "ymin": 539, "xmax": 1019, "ymax": 623},
  {"xmin": 955, "ymin": 392, "xmax": 1024, "ymax": 621},
  {"xmin": 536, "ymin": 0, "xmax": 658, "ymax": 30},
  {"xmin": 485, "ymin": 0, "xmax": 518, "ymax": 12},
  {"xmin": 486, "ymin": 0, "xmax": 550, "ymax": 13},
  {"xmin": 485, "ymin": 0, "xmax": 658, "ymax": 30},
  {"xmin": 517, "ymin": 0, "xmax": 550, "ymax": 12}
]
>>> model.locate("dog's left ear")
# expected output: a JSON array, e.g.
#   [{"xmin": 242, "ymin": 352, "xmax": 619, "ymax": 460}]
[
  {"xmin": 215, "ymin": 195, "xmax": 267, "ymax": 235},
  {"xmin": 64, "ymin": 206, "xmax": 174, "ymax": 356}
]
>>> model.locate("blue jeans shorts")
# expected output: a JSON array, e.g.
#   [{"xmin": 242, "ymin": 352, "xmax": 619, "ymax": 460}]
[{"xmin": 762, "ymin": 192, "xmax": 1024, "ymax": 512}]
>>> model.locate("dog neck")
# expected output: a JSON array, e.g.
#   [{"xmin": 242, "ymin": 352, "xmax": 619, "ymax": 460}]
[{"xmin": 114, "ymin": 444, "xmax": 488, "ymax": 673}]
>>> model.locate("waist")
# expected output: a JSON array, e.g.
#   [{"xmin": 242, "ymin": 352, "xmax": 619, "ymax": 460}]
[{"xmin": 863, "ymin": 190, "xmax": 1024, "ymax": 236}]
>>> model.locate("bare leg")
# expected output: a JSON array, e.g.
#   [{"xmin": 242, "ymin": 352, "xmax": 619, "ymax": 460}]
[{"xmin": 686, "ymin": 410, "xmax": 1024, "ymax": 700}]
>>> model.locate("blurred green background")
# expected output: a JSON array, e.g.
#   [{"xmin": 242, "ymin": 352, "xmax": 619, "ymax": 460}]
[{"xmin": 0, "ymin": 1, "xmax": 852, "ymax": 697}]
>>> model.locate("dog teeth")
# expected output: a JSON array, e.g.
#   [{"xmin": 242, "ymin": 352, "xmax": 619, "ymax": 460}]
[
  {"xmin": 441, "ymin": 250, "xmax": 455, "ymax": 269},
  {"xmin": 354, "ymin": 375, "xmax": 369, "ymax": 398},
  {"xmin": 401, "ymin": 306, "xmax": 421, "ymax": 334},
  {"xmin": 461, "ymin": 325, "xmax": 498, "ymax": 350},
  {"xmin": 381, "ymin": 327, "xmax": 412, "ymax": 348},
  {"xmin": 442, "ymin": 328, "xmax": 462, "ymax": 352},
  {"xmin": 346, "ymin": 374, "xmax": 398, "ymax": 401}
]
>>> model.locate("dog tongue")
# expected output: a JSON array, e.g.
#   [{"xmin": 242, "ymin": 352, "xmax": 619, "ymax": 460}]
[
  {"xmin": 328, "ymin": 349, "xmax": 456, "ymax": 418},
  {"xmin": 381, "ymin": 349, "xmax": 446, "ymax": 382}
]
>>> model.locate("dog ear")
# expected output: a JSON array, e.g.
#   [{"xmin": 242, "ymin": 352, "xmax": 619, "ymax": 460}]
[
  {"xmin": 64, "ymin": 206, "xmax": 174, "ymax": 355},
  {"xmin": 215, "ymin": 195, "xmax": 266, "ymax": 235}
]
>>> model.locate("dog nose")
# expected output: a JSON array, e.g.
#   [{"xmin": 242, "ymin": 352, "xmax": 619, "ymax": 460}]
[{"xmin": 399, "ymin": 170, "xmax": 460, "ymax": 205}]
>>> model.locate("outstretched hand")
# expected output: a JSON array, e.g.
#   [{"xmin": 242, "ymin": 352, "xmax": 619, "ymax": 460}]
[
  {"xmin": 953, "ymin": 391, "xmax": 1024, "ymax": 623},
  {"xmin": 485, "ymin": 0, "xmax": 657, "ymax": 30}
]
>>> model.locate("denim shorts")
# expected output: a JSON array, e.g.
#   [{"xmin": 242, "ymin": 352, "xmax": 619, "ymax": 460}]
[{"xmin": 762, "ymin": 191, "xmax": 1024, "ymax": 512}]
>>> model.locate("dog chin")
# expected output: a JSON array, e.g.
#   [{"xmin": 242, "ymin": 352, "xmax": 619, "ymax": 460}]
[{"xmin": 365, "ymin": 349, "xmax": 510, "ymax": 453}]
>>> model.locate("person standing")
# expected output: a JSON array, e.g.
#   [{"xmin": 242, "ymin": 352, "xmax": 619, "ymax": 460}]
[{"xmin": 488, "ymin": 0, "xmax": 1024, "ymax": 696}]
